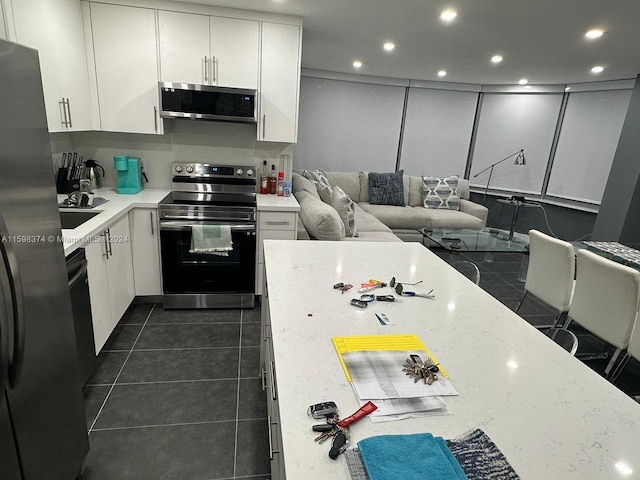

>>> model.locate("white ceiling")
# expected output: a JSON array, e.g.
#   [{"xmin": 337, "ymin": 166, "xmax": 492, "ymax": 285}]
[{"xmin": 180, "ymin": 0, "xmax": 640, "ymax": 86}]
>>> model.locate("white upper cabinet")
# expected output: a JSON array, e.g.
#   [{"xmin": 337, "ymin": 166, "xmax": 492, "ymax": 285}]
[
  {"xmin": 0, "ymin": 4, "xmax": 6, "ymax": 39},
  {"xmin": 85, "ymin": 2, "xmax": 161, "ymax": 135},
  {"xmin": 259, "ymin": 22, "xmax": 301, "ymax": 143},
  {"xmin": 10, "ymin": 0, "xmax": 92, "ymax": 132},
  {"xmin": 158, "ymin": 10, "xmax": 259, "ymax": 89}
]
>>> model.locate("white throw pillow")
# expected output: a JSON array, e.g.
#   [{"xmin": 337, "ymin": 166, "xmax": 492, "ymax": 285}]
[
  {"xmin": 330, "ymin": 186, "xmax": 358, "ymax": 237},
  {"xmin": 422, "ymin": 176, "xmax": 460, "ymax": 210},
  {"xmin": 302, "ymin": 168, "xmax": 333, "ymax": 204}
]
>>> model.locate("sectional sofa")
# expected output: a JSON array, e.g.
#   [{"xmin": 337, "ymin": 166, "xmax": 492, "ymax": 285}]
[{"xmin": 292, "ymin": 170, "xmax": 488, "ymax": 242}]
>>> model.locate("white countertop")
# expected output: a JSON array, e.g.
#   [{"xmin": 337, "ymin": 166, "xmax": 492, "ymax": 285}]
[
  {"xmin": 59, "ymin": 188, "xmax": 169, "ymax": 256},
  {"xmin": 257, "ymin": 193, "xmax": 300, "ymax": 212},
  {"xmin": 263, "ymin": 240, "xmax": 640, "ymax": 480}
]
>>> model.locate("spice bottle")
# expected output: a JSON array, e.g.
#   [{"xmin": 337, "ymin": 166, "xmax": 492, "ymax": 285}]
[{"xmin": 277, "ymin": 171, "xmax": 285, "ymax": 196}]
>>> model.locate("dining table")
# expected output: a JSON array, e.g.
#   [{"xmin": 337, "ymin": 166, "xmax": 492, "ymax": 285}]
[{"xmin": 261, "ymin": 239, "xmax": 640, "ymax": 480}]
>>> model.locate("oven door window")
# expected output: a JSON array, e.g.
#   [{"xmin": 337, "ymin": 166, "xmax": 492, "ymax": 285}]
[{"xmin": 161, "ymin": 228, "xmax": 256, "ymax": 294}]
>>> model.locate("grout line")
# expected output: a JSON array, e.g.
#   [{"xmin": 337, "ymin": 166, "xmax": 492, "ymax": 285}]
[
  {"xmin": 91, "ymin": 418, "xmax": 238, "ymax": 432},
  {"xmin": 88, "ymin": 304, "xmax": 155, "ymax": 433},
  {"xmin": 232, "ymin": 309, "xmax": 244, "ymax": 480}
]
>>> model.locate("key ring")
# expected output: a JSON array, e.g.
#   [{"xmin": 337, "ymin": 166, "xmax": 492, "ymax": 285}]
[{"xmin": 359, "ymin": 293, "xmax": 376, "ymax": 302}]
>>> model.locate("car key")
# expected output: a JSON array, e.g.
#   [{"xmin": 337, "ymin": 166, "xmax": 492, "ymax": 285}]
[
  {"xmin": 328, "ymin": 428, "xmax": 350, "ymax": 459},
  {"xmin": 350, "ymin": 299, "xmax": 368, "ymax": 309},
  {"xmin": 307, "ymin": 401, "xmax": 338, "ymax": 419}
]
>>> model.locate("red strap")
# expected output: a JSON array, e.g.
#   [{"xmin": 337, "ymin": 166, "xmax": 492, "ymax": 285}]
[{"xmin": 337, "ymin": 401, "xmax": 377, "ymax": 428}]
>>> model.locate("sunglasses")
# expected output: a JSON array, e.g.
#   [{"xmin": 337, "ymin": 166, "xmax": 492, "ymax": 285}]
[{"xmin": 389, "ymin": 277, "xmax": 423, "ymax": 296}]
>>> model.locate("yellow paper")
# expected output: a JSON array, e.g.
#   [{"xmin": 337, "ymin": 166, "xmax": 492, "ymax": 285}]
[{"xmin": 332, "ymin": 334, "xmax": 449, "ymax": 381}]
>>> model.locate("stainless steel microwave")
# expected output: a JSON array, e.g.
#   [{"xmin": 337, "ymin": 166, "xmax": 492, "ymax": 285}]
[{"xmin": 159, "ymin": 82, "xmax": 257, "ymax": 124}]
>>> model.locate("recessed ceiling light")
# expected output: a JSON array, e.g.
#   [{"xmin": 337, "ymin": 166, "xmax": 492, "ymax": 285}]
[
  {"xmin": 437, "ymin": 70, "xmax": 447, "ymax": 77},
  {"xmin": 565, "ymin": 86, "xmax": 571, "ymax": 92},
  {"xmin": 491, "ymin": 55, "xmax": 503, "ymax": 64},
  {"xmin": 585, "ymin": 29, "xmax": 604, "ymax": 39},
  {"xmin": 383, "ymin": 42, "xmax": 395, "ymax": 52},
  {"xmin": 440, "ymin": 9, "xmax": 457, "ymax": 22},
  {"xmin": 353, "ymin": 60, "xmax": 362, "ymax": 69},
  {"xmin": 519, "ymin": 78, "xmax": 528, "ymax": 85},
  {"xmin": 591, "ymin": 65, "xmax": 604, "ymax": 73}
]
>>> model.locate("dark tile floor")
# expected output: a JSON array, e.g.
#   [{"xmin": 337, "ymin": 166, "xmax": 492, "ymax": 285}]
[
  {"xmin": 81, "ymin": 304, "xmax": 270, "ymax": 480},
  {"xmin": 80, "ymin": 249, "xmax": 640, "ymax": 479}
]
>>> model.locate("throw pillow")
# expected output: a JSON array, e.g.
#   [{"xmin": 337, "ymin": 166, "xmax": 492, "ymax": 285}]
[
  {"xmin": 330, "ymin": 186, "xmax": 358, "ymax": 237},
  {"xmin": 294, "ymin": 190, "xmax": 345, "ymax": 240},
  {"xmin": 422, "ymin": 176, "xmax": 460, "ymax": 210},
  {"xmin": 302, "ymin": 168, "xmax": 333, "ymax": 204},
  {"xmin": 368, "ymin": 170, "xmax": 405, "ymax": 206}
]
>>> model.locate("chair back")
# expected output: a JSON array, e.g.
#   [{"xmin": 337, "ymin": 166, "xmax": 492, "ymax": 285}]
[
  {"xmin": 525, "ymin": 230, "xmax": 575, "ymax": 312},
  {"xmin": 568, "ymin": 249, "xmax": 640, "ymax": 350}
]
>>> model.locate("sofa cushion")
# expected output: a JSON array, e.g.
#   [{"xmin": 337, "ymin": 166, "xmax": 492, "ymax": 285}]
[
  {"xmin": 422, "ymin": 176, "xmax": 460, "ymax": 210},
  {"xmin": 457, "ymin": 178, "xmax": 470, "ymax": 200},
  {"xmin": 292, "ymin": 172, "xmax": 320, "ymax": 199},
  {"xmin": 360, "ymin": 171, "xmax": 410, "ymax": 205},
  {"xmin": 294, "ymin": 190, "xmax": 345, "ymax": 240},
  {"xmin": 368, "ymin": 170, "xmax": 405, "ymax": 206},
  {"xmin": 359, "ymin": 202, "xmax": 430, "ymax": 229},
  {"xmin": 330, "ymin": 186, "xmax": 358, "ymax": 237},
  {"xmin": 344, "ymin": 231, "xmax": 402, "ymax": 242},
  {"xmin": 302, "ymin": 168, "xmax": 333, "ymax": 203},
  {"xmin": 412, "ymin": 206, "xmax": 485, "ymax": 230},
  {"xmin": 325, "ymin": 171, "xmax": 361, "ymax": 202},
  {"xmin": 407, "ymin": 176, "xmax": 424, "ymax": 207},
  {"xmin": 353, "ymin": 203, "xmax": 393, "ymax": 232}
]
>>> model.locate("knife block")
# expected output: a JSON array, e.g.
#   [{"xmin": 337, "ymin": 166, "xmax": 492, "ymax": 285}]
[{"xmin": 56, "ymin": 168, "xmax": 81, "ymax": 194}]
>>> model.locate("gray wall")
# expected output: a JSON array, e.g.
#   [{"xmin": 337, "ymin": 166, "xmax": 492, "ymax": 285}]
[{"xmin": 593, "ymin": 74, "xmax": 640, "ymax": 242}]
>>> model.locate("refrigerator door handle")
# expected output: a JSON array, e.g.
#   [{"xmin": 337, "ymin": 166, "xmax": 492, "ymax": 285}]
[
  {"xmin": 67, "ymin": 258, "xmax": 88, "ymax": 289},
  {"xmin": 0, "ymin": 214, "xmax": 26, "ymax": 389}
]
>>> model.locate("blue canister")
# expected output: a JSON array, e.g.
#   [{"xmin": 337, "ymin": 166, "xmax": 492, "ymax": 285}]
[{"xmin": 283, "ymin": 180, "xmax": 292, "ymax": 197}]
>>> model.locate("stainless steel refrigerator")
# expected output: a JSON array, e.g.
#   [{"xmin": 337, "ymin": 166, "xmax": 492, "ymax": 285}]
[{"xmin": 0, "ymin": 39, "xmax": 89, "ymax": 479}]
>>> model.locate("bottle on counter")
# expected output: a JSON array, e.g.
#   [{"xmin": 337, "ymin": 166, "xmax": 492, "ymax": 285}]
[
  {"xmin": 283, "ymin": 180, "xmax": 292, "ymax": 197},
  {"xmin": 277, "ymin": 171, "xmax": 285, "ymax": 196},
  {"xmin": 260, "ymin": 160, "xmax": 269, "ymax": 194},
  {"xmin": 268, "ymin": 164, "xmax": 278, "ymax": 194}
]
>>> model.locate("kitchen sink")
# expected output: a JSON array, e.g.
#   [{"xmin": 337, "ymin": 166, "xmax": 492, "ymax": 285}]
[{"xmin": 59, "ymin": 211, "xmax": 100, "ymax": 229}]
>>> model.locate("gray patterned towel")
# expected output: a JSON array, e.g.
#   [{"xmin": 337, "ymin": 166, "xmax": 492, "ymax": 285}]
[{"xmin": 346, "ymin": 429, "xmax": 520, "ymax": 480}]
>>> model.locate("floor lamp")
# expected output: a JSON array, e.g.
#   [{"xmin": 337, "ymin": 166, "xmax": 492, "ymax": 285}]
[{"xmin": 473, "ymin": 149, "xmax": 526, "ymax": 200}]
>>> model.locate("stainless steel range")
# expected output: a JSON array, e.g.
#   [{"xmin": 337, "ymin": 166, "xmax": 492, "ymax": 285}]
[{"xmin": 159, "ymin": 163, "xmax": 257, "ymax": 309}]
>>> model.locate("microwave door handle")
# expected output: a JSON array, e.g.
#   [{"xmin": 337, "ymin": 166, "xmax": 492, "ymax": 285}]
[{"xmin": 0, "ymin": 214, "xmax": 26, "ymax": 389}]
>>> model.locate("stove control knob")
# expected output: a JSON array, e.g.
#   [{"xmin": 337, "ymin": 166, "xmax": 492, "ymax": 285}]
[
  {"xmin": 175, "ymin": 165, "xmax": 183, "ymax": 173},
  {"xmin": 246, "ymin": 169, "xmax": 254, "ymax": 176},
  {"xmin": 186, "ymin": 165, "xmax": 194, "ymax": 173},
  {"xmin": 236, "ymin": 168, "xmax": 244, "ymax": 176}
]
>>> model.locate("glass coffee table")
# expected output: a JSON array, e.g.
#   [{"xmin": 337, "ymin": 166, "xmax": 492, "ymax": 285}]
[{"xmin": 418, "ymin": 227, "xmax": 529, "ymax": 253}]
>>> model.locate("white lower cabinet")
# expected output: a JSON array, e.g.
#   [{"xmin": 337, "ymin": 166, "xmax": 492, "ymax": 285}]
[
  {"xmin": 256, "ymin": 210, "xmax": 298, "ymax": 295},
  {"xmin": 85, "ymin": 214, "xmax": 135, "ymax": 353},
  {"xmin": 129, "ymin": 208, "xmax": 162, "ymax": 295}
]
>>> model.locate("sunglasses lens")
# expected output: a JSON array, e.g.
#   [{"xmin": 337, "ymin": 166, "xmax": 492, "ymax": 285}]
[
  {"xmin": 395, "ymin": 283, "xmax": 403, "ymax": 295},
  {"xmin": 390, "ymin": 277, "xmax": 396, "ymax": 287}
]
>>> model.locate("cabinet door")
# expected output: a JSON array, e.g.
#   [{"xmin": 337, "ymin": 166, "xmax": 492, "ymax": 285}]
[
  {"xmin": 158, "ymin": 10, "xmax": 209, "ymax": 84},
  {"xmin": 10, "ymin": 0, "xmax": 92, "ymax": 132},
  {"xmin": 259, "ymin": 22, "xmax": 301, "ymax": 143},
  {"xmin": 129, "ymin": 208, "xmax": 162, "ymax": 295},
  {"xmin": 210, "ymin": 16, "xmax": 259, "ymax": 89},
  {"xmin": 85, "ymin": 235, "xmax": 113, "ymax": 354},
  {"xmin": 89, "ymin": 2, "xmax": 161, "ymax": 134},
  {"xmin": 105, "ymin": 215, "xmax": 135, "ymax": 324},
  {"xmin": 0, "ymin": 4, "xmax": 6, "ymax": 39}
]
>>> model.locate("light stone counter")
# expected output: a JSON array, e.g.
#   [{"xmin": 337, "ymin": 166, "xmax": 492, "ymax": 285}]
[
  {"xmin": 263, "ymin": 240, "xmax": 640, "ymax": 480},
  {"xmin": 58, "ymin": 188, "xmax": 169, "ymax": 256},
  {"xmin": 257, "ymin": 193, "xmax": 300, "ymax": 212}
]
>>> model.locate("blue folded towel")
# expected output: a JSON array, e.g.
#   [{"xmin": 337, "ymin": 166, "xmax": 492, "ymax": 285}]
[{"xmin": 358, "ymin": 433, "xmax": 468, "ymax": 480}]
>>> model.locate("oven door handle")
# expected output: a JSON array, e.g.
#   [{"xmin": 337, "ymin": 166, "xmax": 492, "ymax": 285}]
[{"xmin": 160, "ymin": 221, "xmax": 256, "ymax": 233}]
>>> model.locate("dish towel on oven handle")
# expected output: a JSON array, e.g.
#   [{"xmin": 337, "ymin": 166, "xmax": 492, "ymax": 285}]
[{"xmin": 189, "ymin": 224, "xmax": 233, "ymax": 256}]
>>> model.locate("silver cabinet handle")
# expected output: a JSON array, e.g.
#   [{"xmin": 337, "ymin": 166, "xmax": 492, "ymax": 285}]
[
  {"xmin": 265, "ymin": 221, "xmax": 290, "ymax": 226},
  {"xmin": 262, "ymin": 114, "xmax": 266, "ymax": 139},
  {"xmin": 150, "ymin": 211, "xmax": 155, "ymax": 236},
  {"xmin": 66, "ymin": 98, "xmax": 73, "ymax": 129},
  {"xmin": 154, "ymin": 106, "xmax": 158, "ymax": 132},
  {"xmin": 204, "ymin": 56, "xmax": 208, "ymax": 83},
  {"xmin": 269, "ymin": 360, "xmax": 277, "ymax": 401},
  {"xmin": 261, "ymin": 368, "xmax": 267, "ymax": 391},
  {"xmin": 267, "ymin": 416, "xmax": 274, "ymax": 459},
  {"xmin": 211, "ymin": 55, "xmax": 216, "ymax": 83},
  {"xmin": 107, "ymin": 228, "xmax": 113, "ymax": 257},
  {"xmin": 101, "ymin": 230, "xmax": 109, "ymax": 259}
]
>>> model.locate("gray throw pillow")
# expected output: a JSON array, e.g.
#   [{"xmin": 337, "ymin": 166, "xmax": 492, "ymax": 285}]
[
  {"xmin": 368, "ymin": 170, "xmax": 405, "ymax": 206},
  {"xmin": 422, "ymin": 175, "xmax": 460, "ymax": 210},
  {"xmin": 330, "ymin": 186, "xmax": 358, "ymax": 237},
  {"xmin": 302, "ymin": 168, "xmax": 333, "ymax": 204}
]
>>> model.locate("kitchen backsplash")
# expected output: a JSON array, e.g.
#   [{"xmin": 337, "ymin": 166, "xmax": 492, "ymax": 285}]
[{"xmin": 49, "ymin": 120, "xmax": 294, "ymax": 189}]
